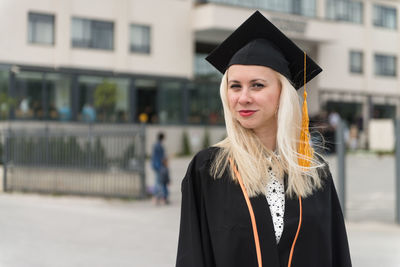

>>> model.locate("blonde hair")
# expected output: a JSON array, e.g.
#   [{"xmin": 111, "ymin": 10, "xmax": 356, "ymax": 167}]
[{"xmin": 211, "ymin": 71, "xmax": 325, "ymax": 198}]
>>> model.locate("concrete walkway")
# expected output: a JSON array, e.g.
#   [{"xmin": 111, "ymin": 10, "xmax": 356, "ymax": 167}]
[{"xmin": 0, "ymin": 154, "xmax": 399, "ymax": 267}]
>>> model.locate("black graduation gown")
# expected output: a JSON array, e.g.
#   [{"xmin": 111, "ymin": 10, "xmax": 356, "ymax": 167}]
[{"xmin": 176, "ymin": 147, "xmax": 352, "ymax": 267}]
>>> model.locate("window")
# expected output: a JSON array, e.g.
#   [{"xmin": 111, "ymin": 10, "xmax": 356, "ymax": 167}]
[
  {"xmin": 373, "ymin": 5, "xmax": 397, "ymax": 29},
  {"xmin": 15, "ymin": 72, "xmax": 44, "ymax": 120},
  {"xmin": 349, "ymin": 51, "xmax": 363, "ymax": 74},
  {"xmin": 158, "ymin": 81, "xmax": 183, "ymax": 124},
  {"xmin": 71, "ymin": 18, "xmax": 114, "ymax": 50},
  {"xmin": 326, "ymin": 0, "xmax": 363, "ymax": 24},
  {"xmin": 292, "ymin": 0, "xmax": 316, "ymax": 17},
  {"xmin": 78, "ymin": 76, "xmax": 129, "ymax": 123},
  {"xmin": 188, "ymin": 82, "xmax": 223, "ymax": 125},
  {"xmin": 130, "ymin": 24, "xmax": 151, "ymax": 54},
  {"xmin": 194, "ymin": 53, "xmax": 221, "ymax": 77},
  {"xmin": 28, "ymin": 12, "xmax": 55, "ymax": 45},
  {"xmin": 14, "ymin": 72, "xmax": 72, "ymax": 121},
  {"xmin": 45, "ymin": 73, "xmax": 72, "ymax": 121},
  {"xmin": 374, "ymin": 54, "xmax": 397, "ymax": 77},
  {"xmin": 195, "ymin": 42, "xmax": 221, "ymax": 79}
]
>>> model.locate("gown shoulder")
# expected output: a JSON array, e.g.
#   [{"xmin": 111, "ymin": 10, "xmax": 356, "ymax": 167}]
[
  {"xmin": 191, "ymin": 146, "xmax": 221, "ymax": 167},
  {"xmin": 182, "ymin": 146, "xmax": 222, "ymax": 181}
]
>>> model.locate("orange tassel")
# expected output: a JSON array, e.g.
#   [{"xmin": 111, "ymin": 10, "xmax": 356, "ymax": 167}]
[{"xmin": 298, "ymin": 52, "xmax": 313, "ymax": 168}]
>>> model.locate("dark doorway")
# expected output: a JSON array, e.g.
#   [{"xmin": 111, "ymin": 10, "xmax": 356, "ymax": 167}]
[
  {"xmin": 326, "ymin": 101, "xmax": 363, "ymax": 124},
  {"xmin": 136, "ymin": 79, "xmax": 158, "ymax": 123},
  {"xmin": 372, "ymin": 104, "xmax": 396, "ymax": 119}
]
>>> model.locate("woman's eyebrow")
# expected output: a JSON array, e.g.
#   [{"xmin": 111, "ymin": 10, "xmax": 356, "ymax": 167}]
[
  {"xmin": 228, "ymin": 79, "xmax": 268, "ymax": 84},
  {"xmin": 228, "ymin": 80, "xmax": 240, "ymax": 84},
  {"xmin": 250, "ymin": 79, "xmax": 267, "ymax": 82}
]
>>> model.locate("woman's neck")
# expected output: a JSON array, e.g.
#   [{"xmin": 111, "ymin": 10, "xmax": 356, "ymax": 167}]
[{"xmin": 253, "ymin": 121, "xmax": 278, "ymax": 151}]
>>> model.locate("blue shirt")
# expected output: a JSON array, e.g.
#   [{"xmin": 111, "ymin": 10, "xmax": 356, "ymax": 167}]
[{"xmin": 151, "ymin": 141, "xmax": 165, "ymax": 171}]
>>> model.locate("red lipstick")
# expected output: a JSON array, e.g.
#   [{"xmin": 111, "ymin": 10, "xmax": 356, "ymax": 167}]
[{"xmin": 239, "ymin": 110, "xmax": 256, "ymax": 117}]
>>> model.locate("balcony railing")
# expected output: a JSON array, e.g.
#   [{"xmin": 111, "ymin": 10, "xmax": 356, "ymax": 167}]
[
  {"xmin": 326, "ymin": 0, "xmax": 363, "ymax": 24},
  {"xmin": 196, "ymin": 0, "xmax": 316, "ymax": 17}
]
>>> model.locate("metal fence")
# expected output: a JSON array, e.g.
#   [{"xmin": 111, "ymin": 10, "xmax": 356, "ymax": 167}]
[
  {"xmin": 2, "ymin": 125, "xmax": 146, "ymax": 198},
  {"xmin": 336, "ymin": 118, "xmax": 400, "ymax": 224}
]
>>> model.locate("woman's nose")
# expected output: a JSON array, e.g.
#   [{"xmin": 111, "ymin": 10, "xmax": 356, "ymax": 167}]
[{"xmin": 238, "ymin": 88, "xmax": 251, "ymax": 104}]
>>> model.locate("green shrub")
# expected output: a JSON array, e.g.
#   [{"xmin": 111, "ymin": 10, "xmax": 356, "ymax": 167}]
[
  {"xmin": 180, "ymin": 130, "xmax": 192, "ymax": 156},
  {"xmin": 202, "ymin": 128, "xmax": 210, "ymax": 149}
]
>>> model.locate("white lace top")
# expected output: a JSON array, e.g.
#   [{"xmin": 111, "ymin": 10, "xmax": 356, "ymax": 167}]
[{"xmin": 265, "ymin": 167, "xmax": 285, "ymax": 244}]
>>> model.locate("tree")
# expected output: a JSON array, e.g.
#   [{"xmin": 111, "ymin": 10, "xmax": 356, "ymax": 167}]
[
  {"xmin": 94, "ymin": 80, "xmax": 117, "ymax": 122},
  {"xmin": 0, "ymin": 93, "xmax": 16, "ymax": 120}
]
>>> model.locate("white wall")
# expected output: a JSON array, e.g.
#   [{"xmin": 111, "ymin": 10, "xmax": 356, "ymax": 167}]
[
  {"xmin": 0, "ymin": 0, "xmax": 193, "ymax": 78},
  {"xmin": 317, "ymin": 1, "xmax": 400, "ymax": 97}
]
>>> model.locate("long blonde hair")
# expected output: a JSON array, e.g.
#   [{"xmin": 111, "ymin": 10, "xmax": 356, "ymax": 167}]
[{"xmin": 211, "ymin": 71, "xmax": 324, "ymax": 198}]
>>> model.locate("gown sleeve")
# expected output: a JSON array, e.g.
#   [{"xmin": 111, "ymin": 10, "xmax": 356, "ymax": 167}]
[
  {"xmin": 329, "ymin": 171, "xmax": 352, "ymax": 267},
  {"xmin": 176, "ymin": 157, "xmax": 215, "ymax": 267}
]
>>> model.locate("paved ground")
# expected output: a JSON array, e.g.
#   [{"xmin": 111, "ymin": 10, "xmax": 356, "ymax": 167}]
[{"xmin": 0, "ymin": 154, "xmax": 399, "ymax": 267}]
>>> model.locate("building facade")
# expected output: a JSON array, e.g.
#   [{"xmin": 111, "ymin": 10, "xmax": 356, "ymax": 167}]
[{"xmin": 0, "ymin": 0, "xmax": 400, "ymax": 151}]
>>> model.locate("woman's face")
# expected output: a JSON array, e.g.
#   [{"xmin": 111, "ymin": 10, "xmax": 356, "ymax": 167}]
[{"xmin": 227, "ymin": 65, "xmax": 282, "ymax": 133}]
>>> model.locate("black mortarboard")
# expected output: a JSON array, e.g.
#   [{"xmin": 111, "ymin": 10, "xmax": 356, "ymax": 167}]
[{"xmin": 205, "ymin": 10, "xmax": 322, "ymax": 90}]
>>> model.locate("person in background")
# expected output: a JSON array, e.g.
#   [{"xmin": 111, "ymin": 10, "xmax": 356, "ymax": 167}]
[
  {"xmin": 59, "ymin": 103, "xmax": 71, "ymax": 121},
  {"xmin": 328, "ymin": 110, "xmax": 340, "ymax": 130},
  {"xmin": 151, "ymin": 132, "xmax": 166, "ymax": 205},
  {"xmin": 19, "ymin": 97, "xmax": 30, "ymax": 118},
  {"xmin": 49, "ymin": 102, "xmax": 58, "ymax": 120},
  {"xmin": 159, "ymin": 158, "xmax": 171, "ymax": 204},
  {"xmin": 82, "ymin": 103, "xmax": 96, "ymax": 122}
]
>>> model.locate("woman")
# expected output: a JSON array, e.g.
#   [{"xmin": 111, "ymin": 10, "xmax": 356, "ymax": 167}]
[{"xmin": 176, "ymin": 11, "xmax": 351, "ymax": 267}]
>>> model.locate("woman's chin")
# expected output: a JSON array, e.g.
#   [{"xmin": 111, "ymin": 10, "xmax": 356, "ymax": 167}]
[{"xmin": 237, "ymin": 120, "xmax": 255, "ymax": 130}]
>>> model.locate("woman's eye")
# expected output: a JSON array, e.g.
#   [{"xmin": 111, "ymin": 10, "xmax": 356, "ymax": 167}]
[
  {"xmin": 229, "ymin": 84, "xmax": 241, "ymax": 89},
  {"xmin": 252, "ymin": 83, "xmax": 265, "ymax": 88}
]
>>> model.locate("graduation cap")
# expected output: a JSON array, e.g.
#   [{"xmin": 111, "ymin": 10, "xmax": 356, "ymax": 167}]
[
  {"xmin": 205, "ymin": 10, "xmax": 322, "ymax": 90},
  {"xmin": 206, "ymin": 10, "xmax": 321, "ymax": 167}
]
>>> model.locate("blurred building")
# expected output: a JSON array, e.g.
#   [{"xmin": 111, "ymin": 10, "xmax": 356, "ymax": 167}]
[{"xmin": 0, "ymin": 0, "xmax": 399, "ymax": 151}]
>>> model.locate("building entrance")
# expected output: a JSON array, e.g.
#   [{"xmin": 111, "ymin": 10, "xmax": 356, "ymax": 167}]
[
  {"xmin": 136, "ymin": 79, "xmax": 158, "ymax": 123},
  {"xmin": 326, "ymin": 101, "xmax": 363, "ymax": 125},
  {"xmin": 372, "ymin": 104, "xmax": 396, "ymax": 119}
]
